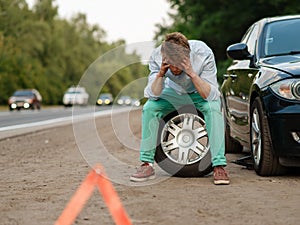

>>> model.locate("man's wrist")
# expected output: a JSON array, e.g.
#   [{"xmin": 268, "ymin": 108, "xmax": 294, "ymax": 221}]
[
  {"xmin": 189, "ymin": 72, "xmax": 198, "ymax": 79},
  {"xmin": 157, "ymin": 71, "xmax": 165, "ymax": 78}
]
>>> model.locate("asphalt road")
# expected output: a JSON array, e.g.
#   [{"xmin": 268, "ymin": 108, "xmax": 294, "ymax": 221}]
[
  {"xmin": 0, "ymin": 105, "xmax": 123, "ymax": 127},
  {"xmin": 0, "ymin": 105, "xmax": 132, "ymax": 139}
]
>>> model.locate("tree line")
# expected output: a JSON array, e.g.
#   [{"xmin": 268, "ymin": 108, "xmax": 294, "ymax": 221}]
[
  {"xmin": 0, "ymin": 0, "xmax": 148, "ymax": 105},
  {"xmin": 1, "ymin": 0, "xmax": 300, "ymax": 105},
  {"xmin": 154, "ymin": 0, "xmax": 300, "ymax": 81}
]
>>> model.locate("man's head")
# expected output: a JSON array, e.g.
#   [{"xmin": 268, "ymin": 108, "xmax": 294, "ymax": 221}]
[{"xmin": 161, "ymin": 32, "xmax": 191, "ymax": 75}]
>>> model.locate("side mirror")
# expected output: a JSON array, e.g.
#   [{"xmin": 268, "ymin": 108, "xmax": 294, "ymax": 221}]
[{"xmin": 226, "ymin": 43, "xmax": 253, "ymax": 60}]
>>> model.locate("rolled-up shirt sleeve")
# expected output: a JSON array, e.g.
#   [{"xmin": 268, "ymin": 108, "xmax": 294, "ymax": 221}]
[
  {"xmin": 200, "ymin": 52, "xmax": 220, "ymax": 101},
  {"xmin": 191, "ymin": 41, "xmax": 220, "ymax": 101},
  {"xmin": 144, "ymin": 48, "xmax": 165, "ymax": 100}
]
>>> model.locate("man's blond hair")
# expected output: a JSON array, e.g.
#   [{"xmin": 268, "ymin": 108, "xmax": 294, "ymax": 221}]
[{"xmin": 161, "ymin": 32, "xmax": 191, "ymax": 65}]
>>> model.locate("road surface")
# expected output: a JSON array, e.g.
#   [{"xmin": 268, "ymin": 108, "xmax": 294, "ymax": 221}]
[{"xmin": 1, "ymin": 108, "xmax": 300, "ymax": 225}]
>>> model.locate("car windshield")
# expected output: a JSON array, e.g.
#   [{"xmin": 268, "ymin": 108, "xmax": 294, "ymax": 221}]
[
  {"xmin": 13, "ymin": 90, "xmax": 34, "ymax": 97},
  {"xmin": 100, "ymin": 94, "xmax": 111, "ymax": 98},
  {"xmin": 66, "ymin": 91, "xmax": 82, "ymax": 94},
  {"xmin": 263, "ymin": 18, "xmax": 300, "ymax": 57}
]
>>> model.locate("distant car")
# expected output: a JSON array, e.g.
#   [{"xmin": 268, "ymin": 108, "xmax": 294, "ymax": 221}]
[
  {"xmin": 131, "ymin": 98, "xmax": 141, "ymax": 107},
  {"xmin": 8, "ymin": 89, "xmax": 42, "ymax": 111},
  {"xmin": 63, "ymin": 86, "xmax": 89, "ymax": 106},
  {"xmin": 117, "ymin": 95, "xmax": 132, "ymax": 106},
  {"xmin": 96, "ymin": 93, "xmax": 114, "ymax": 106},
  {"xmin": 221, "ymin": 15, "xmax": 300, "ymax": 176}
]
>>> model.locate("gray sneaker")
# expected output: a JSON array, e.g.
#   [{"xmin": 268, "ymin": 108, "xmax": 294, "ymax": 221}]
[{"xmin": 130, "ymin": 162, "xmax": 155, "ymax": 182}]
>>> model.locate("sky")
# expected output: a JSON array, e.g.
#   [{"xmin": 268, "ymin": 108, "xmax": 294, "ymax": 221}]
[{"xmin": 26, "ymin": 0, "xmax": 172, "ymax": 44}]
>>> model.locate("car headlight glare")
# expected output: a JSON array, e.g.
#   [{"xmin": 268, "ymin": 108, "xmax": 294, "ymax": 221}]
[
  {"xmin": 292, "ymin": 81, "xmax": 300, "ymax": 99},
  {"xmin": 24, "ymin": 102, "xmax": 30, "ymax": 108},
  {"xmin": 271, "ymin": 79, "xmax": 300, "ymax": 100}
]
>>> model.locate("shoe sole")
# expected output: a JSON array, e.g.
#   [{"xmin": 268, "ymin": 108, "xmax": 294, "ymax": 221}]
[
  {"xmin": 130, "ymin": 175, "xmax": 155, "ymax": 182},
  {"xmin": 214, "ymin": 180, "xmax": 230, "ymax": 185}
]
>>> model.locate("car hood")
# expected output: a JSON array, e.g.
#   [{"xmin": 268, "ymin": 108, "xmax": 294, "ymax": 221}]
[
  {"xmin": 10, "ymin": 96, "xmax": 32, "ymax": 101},
  {"xmin": 260, "ymin": 55, "xmax": 300, "ymax": 77}
]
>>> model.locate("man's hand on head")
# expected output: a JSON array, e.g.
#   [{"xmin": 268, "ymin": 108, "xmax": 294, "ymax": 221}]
[
  {"xmin": 157, "ymin": 59, "xmax": 170, "ymax": 77},
  {"xmin": 181, "ymin": 57, "xmax": 197, "ymax": 78}
]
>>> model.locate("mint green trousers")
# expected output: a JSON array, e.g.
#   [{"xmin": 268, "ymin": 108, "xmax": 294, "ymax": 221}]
[{"xmin": 140, "ymin": 88, "xmax": 227, "ymax": 167}]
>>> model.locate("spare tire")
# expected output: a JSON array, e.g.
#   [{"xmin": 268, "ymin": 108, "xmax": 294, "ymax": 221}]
[{"xmin": 155, "ymin": 105, "xmax": 212, "ymax": 177}]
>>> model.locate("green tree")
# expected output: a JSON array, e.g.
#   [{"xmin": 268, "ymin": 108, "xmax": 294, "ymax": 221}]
[
  {"xmin": 0, "ymin": 0, "xmax": 148, "ymax": 105},
  {"xmin": 32, "ymin": 0, "xmax": 58, "ymax": 23},
  {"xmin": 155, "ymin": 0, "xmax": 300, "ymax": 81}
]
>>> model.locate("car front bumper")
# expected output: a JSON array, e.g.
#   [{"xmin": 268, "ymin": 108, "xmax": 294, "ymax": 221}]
[
  {"xmin": 265, "ymin": 95, "xmax": 300, "ymax": 157},
  {"xmin": 9, "ymin": 102, "xmax": 31, "ymax": 109},
  {"xmin": 63, "ymin": 98, "xmax": 85, "ymax": 105}
]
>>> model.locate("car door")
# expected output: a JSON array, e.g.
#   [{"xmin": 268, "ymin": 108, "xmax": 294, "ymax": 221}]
[{"xmin": 223, "ymin": 24, "xmax": 260, "ymax": 145}]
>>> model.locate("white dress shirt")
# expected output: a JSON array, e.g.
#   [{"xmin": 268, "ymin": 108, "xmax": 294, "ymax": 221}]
[{"xmin": 144, "ymin": 40, "xmax": 220, "ymax": 101}]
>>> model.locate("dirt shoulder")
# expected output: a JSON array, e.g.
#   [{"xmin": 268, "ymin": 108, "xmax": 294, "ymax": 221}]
[{"xmin": 1, "ymin": 109, "xmax": 300, "ymax": 225}]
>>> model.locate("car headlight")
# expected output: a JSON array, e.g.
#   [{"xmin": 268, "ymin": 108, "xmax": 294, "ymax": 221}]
[
  {"xmin": 270, "ymin": 79, "xmax": 300, "ymax": 100},
  {"xmin": 24, "ymin": 102, "xmax": 30, "ymax": 108},
  {"xmin": 293, "ymin": 81, "xmax": 300, "ymax": 99},
  {"xmin": 11, "ymin": 103, "xmax": 17, "ymax": 109}
]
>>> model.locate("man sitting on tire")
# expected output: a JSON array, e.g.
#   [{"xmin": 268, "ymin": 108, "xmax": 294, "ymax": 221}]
[{"xmin": 130, "ymin": 32, "xmax": 230, "ymax": 185}]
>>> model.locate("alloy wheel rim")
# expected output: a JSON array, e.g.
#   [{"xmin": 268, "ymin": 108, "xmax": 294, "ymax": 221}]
[
  {"xmin": 160, "ymin": 113, "xmax": 210, "ymax": 165},
  {"xmin": 251, "ymin": 108, "xmax": 262, "ymax": 166}
]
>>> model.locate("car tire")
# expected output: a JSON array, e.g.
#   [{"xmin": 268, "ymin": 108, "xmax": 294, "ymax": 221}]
[
  {"xmin": 250, "ymin": 98, "xmax": 286, "ymax": 176},
  {"xmin": 155, "ymin": 105, "xmax": 212, "ymax": 177}
]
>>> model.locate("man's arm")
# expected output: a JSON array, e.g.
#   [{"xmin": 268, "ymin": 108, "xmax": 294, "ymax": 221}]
[
  {"xmin": 144, "ymin": 48, "xmax": 166, "ymax": 99},
  {"xmin": 181, "ymin": 57, "xmax": 212, "ymax": 99},
  {"xmin": 151, "ymin": 61, "xmax": 169, "ymax": 96},
  {"xmin": 190, "ymin": 75, "xmax": 211, "ymax": 99}
]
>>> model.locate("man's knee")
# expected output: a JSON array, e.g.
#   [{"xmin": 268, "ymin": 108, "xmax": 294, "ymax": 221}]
[
  {"xmin": 143, "ymin": 99, "xmax": 175, "ymax": 119},
  {"xmin": 196, "ymin": 100, "xmax": 221, "ymax": 113},
  {"xmin": 143, "ymin": 100, "xmax": 160, "ymax": 112}
]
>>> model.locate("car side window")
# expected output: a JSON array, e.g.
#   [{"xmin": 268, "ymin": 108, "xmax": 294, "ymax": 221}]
[
  {"xmin": 241, "ymin": 27, "xmax": 252, "ymax": 43},
  {"xmin": 245, "ymin": 24, "xmax": 259, "ymax": 56}
]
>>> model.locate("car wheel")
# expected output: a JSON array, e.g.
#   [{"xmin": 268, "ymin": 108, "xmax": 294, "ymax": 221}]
[
  {"xmin": 250, "ymin": 98, "xmax": 286, "ymax": 176},
  {"xmin": 155, "ymin": 105, "xmax": 212, "ymax": 177}
]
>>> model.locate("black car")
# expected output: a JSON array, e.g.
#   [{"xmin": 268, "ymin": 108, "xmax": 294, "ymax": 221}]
[
  {"xmin": 8, "ymin": 89, "xmax": 42, "ymax": 111},
  {"xmin": 221, "ymin": 15, "xmax": 300, "ymax": 176},
  {"xmin": 96, "ymin": 93, "xmax": 113, "ymax": 106}
]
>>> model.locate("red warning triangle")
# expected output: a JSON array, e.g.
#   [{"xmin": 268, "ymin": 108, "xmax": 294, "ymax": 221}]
[{"xmin": 54, "ymin": 164, "xmax": 132, "ymax": 225}]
